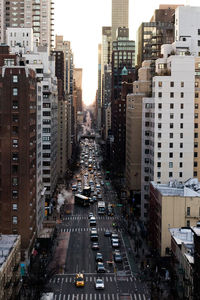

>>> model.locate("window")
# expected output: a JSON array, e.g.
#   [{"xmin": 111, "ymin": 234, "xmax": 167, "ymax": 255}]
[
  {"xmin": 12, "ymin": 101, "xmax": 18, "ymax": 109},
  {"xmin": 195, "ymin": 113, "xmax": 198, "ymax": 119},
  {"xmin": 180, "ymin": 152, "xmax": 183, "ymax": 158},
  {"xmin": 198, "ymin": 40, "xmax": 200, "ymax": 47},
  {"xmin": 187, "ymin": 207, "xmax": 190, "ymax": 216},
  {"xmin": 198, "ymin": 29, "xmax": 200, "ymax": 35},
  {"xmin": 180, "ymin": 113, "xmax": 184, "ymax": 119},
  {"xmin": 170, "ymin": 81, "xmax": 174, "ymax": 87},
  {"xmin": 158, "ymin": 103, "xmax": 162, "ymax": 109},
  {"xmin": 169, "ymin": 172, "xmax": 173, "ymax": 177},
  {"xmin": 12, "ymin": 153, "xmax": 18, "ymax": 161},
  {"xmin": 179, "ymin": 172, "xmax": 183, "ymax": 177},
  {"xmin": 195, "ymin": 132, "xmax": 198, "ymax": 138},
  {"xmin": 12, "ymin": 216, "xmax": 18, "ymax": 224},
  {"xmin": 12, "ymin": 177, "xmax": 18, "ymax": 186},
  {"xmin": 169, "ymin": 152, "xmax": 173, "ymax": 158},
  {"xmin": 158, "ymin": 113, "xmax": 162, "ymax": 119},
  {"xmin": 157, "ymin": 172, "xmax": 161, "ymax": 178},
  {"xmin": 194, "ymin": 162, "xmax": 198, "ymax": 167},
  {"xmin": 157, "ymin": 152, "xmax": 161, "ymax": 158},
  {"xmin": 170, "ymin": 103, "xmax": 174, "ymax": 109},
  {"xmin": 12, "ymin": 190, "xmax": 18, "ymax": 198},
  {"xmin": 169, "ymin": 162, "xmax": 173, "ymax": 168},
  {"xmin": 158, "ymin": 92, "xmax": 162, "ymax": 98},
  {"xmin": 169, "ymin": 133, "xmax": 173, "ymax": 138},
  {"xmin": 180, "ymin": 92, "xmax": 184, "ymax": 98},
  {"xmin": 195, "ymin": 103, "xmax": 199, "ymax": 109},
  {"xmin": 158, "ymin": 132, "xmax": 162, "ymax": 138},
  {"xmin": 195, "ymin": 123, "xmax": 198, "ymax": 129},
  {"xmin": 158, "ymin": 81, "xmax": 162, "ymax": 87},
  {"xmin": 12, "ymin": 139, "xmax": 18, "ymax": 148},
  {"xmin": 170, "ymin": 92, "xmax": 174, "ymax": 98},
  {"xmin": 170, "ymin": 123, "xmax": 174, "ymax": 129},
  {"xmin": 195, "ymin": 93, "xmax": 199, "ymax": 98},
  {"xmin": 180, "ymin": 103, "xmax": 184, "ymax": 109},
  {"xmin": 186, "ymin": 220, "xmax": 190, "ymax": 227},
  {"xmin": 195, "ymin": 82, "xmax": 199, "ymax": 87},
  {"xmin": 169, "ymin": 143, "xmax": 173, "ymax": 148},
  {"xmin": 180, "ymin": 133, "xmax": 183, "ymax": 138},
  {"xmin": 194, "ymin": 142, "xmax": 198, "ymax": 148},
  {"xmin": 170, "ymin": 113, "xmax": 174, "ymax": 119},
  {"xmin": 180, "ymin": 162, "xmax": 183, "ymax": 168},
  {"xmin": 13, "ymin": 204, "xmax": 18, "ymax": 210},
  {"xmin": 180, "ymin": 143, "xmax": 183, "ymax": 148},
  {"xmin": 13, "ymin": 75, "xmax": 18, "ymax": 83},
  {"xmin": 194, "ymin": 152, "xmax": 198, "ymax": 158},
  {"xmin": 158, "ymin": 123, "xmax": 162, "ymax": 129},
  {"xmin": 181, "ymin": 82, "xmax": 184, "ymax": 87},
  {"xmin": 194, "ymin": 171, "xmax": 198, "ymax": 177},
  {"xmin": 157, "ymin": 162, "xmax": 161, "ymax": 168},
  {"xmin": 13, "ymin": 88, "xmax": 18, "ymax": 96},
  {"xmin": 43, "ymin": 111, "xmax": 51, "ymax": 116},
  {"xmin": 43, "ymin": 144, "xmax": 50, "ymax": 150},
  {"xmin": 158, "ymin": 143, "xmax": 161, "ymax": 148},
  {"xmin": 180, "ymin": 123, "xmax": 183, "ymax": 129}
]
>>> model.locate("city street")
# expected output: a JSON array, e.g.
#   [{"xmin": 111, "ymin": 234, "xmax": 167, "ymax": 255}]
[{"xmin": 44, "ymin": 137, "xmax": 150, "ymax": 300}]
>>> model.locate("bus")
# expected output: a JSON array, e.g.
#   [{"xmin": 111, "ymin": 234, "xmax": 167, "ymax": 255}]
[
  {"xmin": 98, "ymin": 201, "xmax": 106, "ymax": 215},
  {"xmin": 75, "ymin": 194, "xmax": 90, "ymax": 207},
  {"xmin": 83, "ymin": 186, "xmax": 91, "ymax": 197}
]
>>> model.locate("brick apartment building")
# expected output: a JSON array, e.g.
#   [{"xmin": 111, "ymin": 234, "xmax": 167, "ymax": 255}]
[{"xmin": 0, "ymin": 46, "xmax": 37, "ymax": 260}]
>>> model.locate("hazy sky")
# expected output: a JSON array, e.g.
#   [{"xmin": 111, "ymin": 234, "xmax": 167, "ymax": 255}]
[{"xmin": 55, "ymin": 0, "xmax": 200, "ymax": 105}]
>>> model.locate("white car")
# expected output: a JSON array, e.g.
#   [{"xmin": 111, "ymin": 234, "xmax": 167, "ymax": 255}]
[{"xmin": 95, "ymin": 278, "xmax": 104, "ymax": 290}]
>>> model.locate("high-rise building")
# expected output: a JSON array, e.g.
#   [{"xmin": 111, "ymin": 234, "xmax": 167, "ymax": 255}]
[
  {"xmin": 136, "ymin": 5, "xmax": 176, "ymax": 67},
  {"xmin": 97, "ymin": 44, "xmax": 102, "ymax": 131},
  {"xmin": 0, "ymin": 46, "xmax": 37, "ymax": 260},
  {"xmin": 111, "ymin": 28, "xmax": 135, "ymax": 172},
  {"xmin": 0, "ymin": 0, "xmax": 54, "ymax": 49},
  {"xmin": 141, "ymin": 51, "xmax": 195, "ymax": 221},
  {"xmin": 74, "ymin": 68, "xmax": 83, "ymax": 112},
  {"xmin": 112, "ymin": 0, "xmax": 129, "ymax": 42},
  {"xmin": 126, "ymin": 60, "xmax": 152, "ymax": 195}
]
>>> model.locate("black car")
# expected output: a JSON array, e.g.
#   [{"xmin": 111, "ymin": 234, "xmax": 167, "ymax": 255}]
[
  {"xmin": 104, "ymin": 230, "xmax": 112, "ymax": 237},
  {"xmin": 96, "ymin": 262, "xmax": 106, "ymax": 273},
  {"xmin": 95, "ymin": 252, "xmax": 103, "ymax": 262},
  {"xmin": 113, "ymin": 251, "xmax": 122, "ymax": 263},
  {"xmin": 92, "ymin": 242, "xmax": 99, "ymax": 250}
]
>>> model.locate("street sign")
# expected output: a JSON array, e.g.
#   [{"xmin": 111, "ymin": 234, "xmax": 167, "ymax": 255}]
[{"xmin": 117, "ymin": 204, "xmax": 123, "ymax": 207}]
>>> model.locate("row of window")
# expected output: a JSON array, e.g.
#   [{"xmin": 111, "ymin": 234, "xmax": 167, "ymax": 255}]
[
  {"xmin": 158, "ymin": 103, "xmax": 184, "ymax": 109},
  {"xmin": 157, "ymin": 81, "xmax": 184, "ymax": 88},
  {"xmin": 158, "ymin": 92, "xmax": 185, "ymax": 98},
  {"xmin": 156, "ymin": 172, "xmax": 183, "ymax": 178}
]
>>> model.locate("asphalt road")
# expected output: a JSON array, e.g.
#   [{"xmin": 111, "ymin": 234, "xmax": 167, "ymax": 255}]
[{"xmin": 45, "ymin": 142, "xmax": 150, "ymax": 300}]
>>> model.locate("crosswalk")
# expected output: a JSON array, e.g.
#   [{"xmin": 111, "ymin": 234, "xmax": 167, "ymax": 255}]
[
  {"xmin": 49, "ymin": 275, "xmax": 136, "ymax": 284},
  {"xmin": 58, "ymin": 227, "xmax": 121, "ymax": 233},
  {"xmin": 53, "ymin": 293, "xmax": 148, "ymax": 300},
  {"xmin": 63, "ymin": 216, "xmax": 117, "ymax": 221}
]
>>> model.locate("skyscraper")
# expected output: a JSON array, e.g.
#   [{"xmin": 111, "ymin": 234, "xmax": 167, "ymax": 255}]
[{"xmin": 112, "ymin": 0, "xmax": 129, "ymax": 42}]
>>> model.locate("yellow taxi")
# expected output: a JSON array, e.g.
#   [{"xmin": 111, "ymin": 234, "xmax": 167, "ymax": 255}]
[{"xmin": 75, "ymin": 273, "xmax": 85, "ymax": 287}]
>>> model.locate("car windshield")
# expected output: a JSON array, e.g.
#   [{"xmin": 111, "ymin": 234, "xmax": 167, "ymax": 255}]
[
  {"xmin": 77, "ymin": 277, "xmax": 83, "ymax": 281},
  {"xmin": 96, "ymin": 279, "xmax": 103, "ymax": 283}
]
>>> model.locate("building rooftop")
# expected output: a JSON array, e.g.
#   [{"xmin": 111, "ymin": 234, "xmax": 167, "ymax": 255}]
[
  {"xmin": 169, "ymin": 227, "xmax": 194, "ymax": 245},
  {"xmin": 0, "ymin": 235, "xmax": 20, "ymax": 270},
  {"xmin": 151, "ymin": 178, "xmax": 200, "ymax": 197}
]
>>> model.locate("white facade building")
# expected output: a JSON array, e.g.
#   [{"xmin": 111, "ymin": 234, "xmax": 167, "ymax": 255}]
[
  {"xmin": 6, "ymin": 28, "xmax": 34, "ymax": 53},
  {"xmin": 141, "ymin": 54, "xmax": 195, "ymax": 220},
  {"xmin": 175, "ymin": 6, "xmax": 200, "ymax": 57}
]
